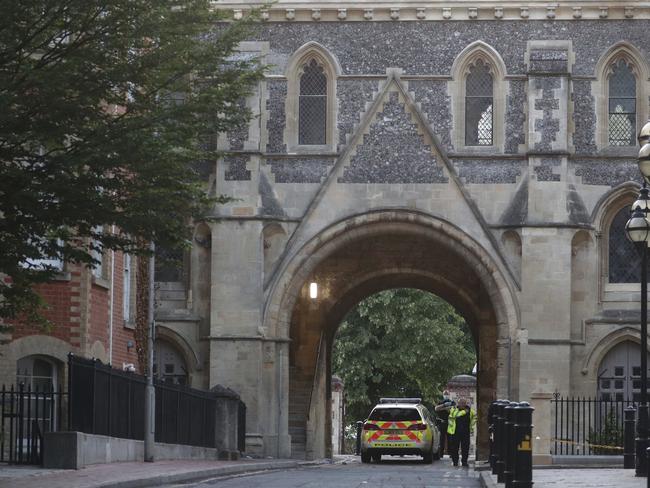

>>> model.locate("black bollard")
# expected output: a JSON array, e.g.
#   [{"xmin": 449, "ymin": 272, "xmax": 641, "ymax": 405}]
[
  {"xmin": 495, "ymin": 401, "xmax": 508, "ymax": 480},
  {"xmin": 488, "ymin": 401, "xmax": 498, "ymax": 471},
  {"xmin": 504, "ymin": 402, "xmax": 518, "ymax": 488},
  {"xmin": 356, "ymin": 421, "xmax": 363, "ymax": 455},
  {"xmin": 512, "ymin": 402, "xmax": 534, "ymax": 488},
  {"xmin": 625, "ymin": 406, "xmax": 636, "ymax": 469}
]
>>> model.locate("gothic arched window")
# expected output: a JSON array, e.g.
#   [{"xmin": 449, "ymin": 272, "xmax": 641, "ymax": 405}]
[
  {"xmin": 465, "ymin": 60, "xmax": 493, "ymax": 146},
  {"xmin": 608, "ymin": 59, "xmax": 637, "ymax": 146},
  {"xmin": 298, "ymin": 59, "xmax": 327, "ymax": 145},
  {"xmin": 609, "ymin": 206, "xmax": 641, "ymax": 283}
]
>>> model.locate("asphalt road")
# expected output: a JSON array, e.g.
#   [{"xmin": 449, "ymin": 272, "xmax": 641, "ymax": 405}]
[{"xmin": 164, "ymin": 456, "xmax": 481, "ymax": 488}]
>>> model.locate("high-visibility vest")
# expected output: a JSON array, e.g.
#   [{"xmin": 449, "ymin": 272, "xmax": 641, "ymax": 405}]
[{"xmin": 447, "ymin": 407, "xmax": 476, "ymax": 435}]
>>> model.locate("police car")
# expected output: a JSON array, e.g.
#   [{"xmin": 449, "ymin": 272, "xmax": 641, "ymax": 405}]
[{"xmin": 360, "ymin": 397, "xmax": 440, "ymax": 463}]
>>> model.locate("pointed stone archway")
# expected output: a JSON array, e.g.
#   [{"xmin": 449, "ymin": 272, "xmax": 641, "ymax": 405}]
[{"xmin": 263, "ymin": 209, "xmax": 519, "ymax": 460}]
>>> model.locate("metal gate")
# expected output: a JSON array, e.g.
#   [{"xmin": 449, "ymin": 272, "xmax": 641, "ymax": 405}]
[
  {"xmin": 0, "ymin": 384, "xmax": 66, "ymax": 464},
  {"xmin": 552, "ymin": 394, "xmax": 633, "ymax": 455}
]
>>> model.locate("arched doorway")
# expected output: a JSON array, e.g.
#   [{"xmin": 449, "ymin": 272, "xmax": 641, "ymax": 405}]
[
  {"xmin": 264, "ymin": 210, "xmax": 517, "ymax": 460},
  {"xmin": 153, "ymin": 339, "xmax": 189, "ymax": 386},
  {"xmin": 598, "ymin": 341, "xmax": 646, "ymax": 402}
]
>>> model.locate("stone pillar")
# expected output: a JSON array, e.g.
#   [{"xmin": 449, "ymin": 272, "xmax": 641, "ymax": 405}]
[
  {"xmin": 208, "ymin": 219, "xmax": 269, "ymax": 455},
  {"xmin": 211, "ymin": 384, "xmax": 242, "ymax": 460},
  {"xmin": 529, "ymin": 391, "xmax": 554, "ymax": 465},
  {"xmin": 517, "ymin": 42, "xmax": 575, "ymax": 400}
]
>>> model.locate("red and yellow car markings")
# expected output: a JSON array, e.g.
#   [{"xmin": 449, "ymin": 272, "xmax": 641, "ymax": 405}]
[{"xmin": 365, "ymin": 420, "xmax": 425, "ymax": 445}]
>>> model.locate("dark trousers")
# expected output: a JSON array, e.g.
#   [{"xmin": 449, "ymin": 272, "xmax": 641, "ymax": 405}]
[
  {"xmin": 438, "ymin": 425, "xmax": 448, "ymax": 457},
  {"xmin": 448, "ymin": 432, "xmax": 470, "ymax": 465}
]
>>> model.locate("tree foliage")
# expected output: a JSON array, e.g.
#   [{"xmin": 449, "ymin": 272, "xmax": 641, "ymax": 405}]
[
  {"xmin": 332, "ymin": 289, "xmax": 476, "ymax": 421},
  {"xmin": 0, "ymin": 1, "xmax": 265, "ymax": 322}
]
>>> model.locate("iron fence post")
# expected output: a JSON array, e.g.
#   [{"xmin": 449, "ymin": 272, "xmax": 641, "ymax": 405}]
[
  {"xmin": 356, "ymin": 421, "xmax": 363, "ymax": 455},
  {"xmin": 626, "ymin": 406, "xmax": 637, "ymax": 468},
  {"xmin": 512, "ymin": 402, "xmax": 534, "ymax": 488},
  {"xmin": 17, "ymin": 383, "xmax": 24, "ymax": 464},
  {"xmin": 647, "ymin": 447, "xmax": 650, "ymax": 488}
]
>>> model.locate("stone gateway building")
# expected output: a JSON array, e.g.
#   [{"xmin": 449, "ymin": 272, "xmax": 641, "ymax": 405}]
[{"xmin": 5, "ymin": 0, "xmax": 650, "ymax": 462}]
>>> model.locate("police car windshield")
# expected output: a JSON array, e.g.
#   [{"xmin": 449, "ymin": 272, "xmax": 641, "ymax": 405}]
[{"xmin": 368, "ymin": 408, "xmax": 421, "ymax": 421}]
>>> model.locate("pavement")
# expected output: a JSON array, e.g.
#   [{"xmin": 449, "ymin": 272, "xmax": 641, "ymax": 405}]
[
  {"xmin": 479, "ymin": 466, "xmax": 644, "ymax": 488},
  {"xmin": 0, "ymin": 458, "xmax": 327, "ymax": 488},
  {"xmin": 0, "ymin": 456, "xmax": 645, "ymax": 488}
]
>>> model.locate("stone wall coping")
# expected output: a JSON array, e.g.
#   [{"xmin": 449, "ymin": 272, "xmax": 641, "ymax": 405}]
[
  {"xmin": 217, "ymin": 2, "xmax": 649, "ymax": 22},
  {"xmin": 530, "ymin": 391, "xmax": 555, "ymax": 400}
]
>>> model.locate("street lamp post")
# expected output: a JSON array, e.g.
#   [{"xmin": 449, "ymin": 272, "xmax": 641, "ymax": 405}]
[
  {"xmin": 627, "ymin": 120, "xmax": 650, "ymax": 476},
  {"xmin": 626, "ymin": 193, "xmax": 650, "ymax": 476}
]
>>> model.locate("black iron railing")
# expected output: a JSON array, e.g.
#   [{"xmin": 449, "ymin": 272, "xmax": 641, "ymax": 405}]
[
  {"xmin": 68, "ymin": 354, "xmax": 219, "ymax": 448},
  {"xmin": 155, "ymin": 380, "xmax": 216, "ymax": 447},
  {"xmin": 552, "ymin": 394, "xmax": 634, "ymax": 455},
  {"xmin": 0, "ymin": 384, "xmax": 67, "ymax": 464}
]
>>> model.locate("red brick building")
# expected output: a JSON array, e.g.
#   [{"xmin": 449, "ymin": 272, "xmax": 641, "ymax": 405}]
[{"xmin": 1, "ymin": 248, "xmax": 138, "ymax": 390}]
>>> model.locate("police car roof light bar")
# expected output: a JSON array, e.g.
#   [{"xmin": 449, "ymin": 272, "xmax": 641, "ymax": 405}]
[{"xmin": 379, "ymin": 397, "xmax": 422, "ymax": 404}]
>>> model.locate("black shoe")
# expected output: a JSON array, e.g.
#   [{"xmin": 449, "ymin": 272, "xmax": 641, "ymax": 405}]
[
  {"xmin": 462, "ymin": 462, "xmax": 469, "ymax": 467},
  {"xmin": 453, "ymin": 462, "xmax": 459, "ymax": 467}
]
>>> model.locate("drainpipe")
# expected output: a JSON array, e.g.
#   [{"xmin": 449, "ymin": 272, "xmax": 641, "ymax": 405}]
[
  {"xmin": 109, "ymin": 225, "xmax": 116, "ymax": 364},
  {"xmin": 507, "ymin": 337, "xmax": 512, "ymax": 399},
  {"xmin": 276, "ymin": 345, "xmax": 283, "ymax": 457}
]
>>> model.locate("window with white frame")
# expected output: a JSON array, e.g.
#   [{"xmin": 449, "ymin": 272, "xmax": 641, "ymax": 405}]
[
  {"xmin": 123, "ymin": 253, "xmax": 131, "ymax": 322},
  {"xmin": 608, "ymin": 59, "xmax": 637, "ymax": 146},
  {"xmin": 23, "ymin": 237, "xmax": 64, "ymax": 271},
  {"xmin": 91, "ymin": 226, "xmax": 104, "ymax": 278},
  {"xmin": 16, "ymin": 355, "xmax": 58, "ymax": 391}
]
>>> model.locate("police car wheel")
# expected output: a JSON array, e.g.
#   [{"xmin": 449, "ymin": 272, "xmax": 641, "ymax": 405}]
[
  {"xmin": 361, "ymin": 452, "xmax": 371, "ymax": 463},
  {"xmin": 422, "ymin": 449, "xmax": 433, "ymax": 464}
]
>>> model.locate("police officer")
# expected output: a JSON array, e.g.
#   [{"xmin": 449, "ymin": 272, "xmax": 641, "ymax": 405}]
[
  {"xmin": 434, "ymin": 390, "xmax": 455, "ymax": 458},
  {"xmin": 447, "ymin": 397, "xmax": 476, "ymax": 467}
]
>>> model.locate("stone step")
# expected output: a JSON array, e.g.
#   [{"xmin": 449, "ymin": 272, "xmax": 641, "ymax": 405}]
[
  {"xmin": 291, "ymin": 443, "xmax": 306, "ymax": 460},
  {"xmin": 156, "ymin": 300, "xmax": 188, "ymax": 311},
  {"xmin": 156, "ymin": 281, "xmax": 187, "ymax": 291},
  {"xmin": 289, "ymin": 396, "xmax": 311, "ymax": 404},
  {"xmin": 157, "ymin": 290, "xmax": 187, "ymax": 301}
]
